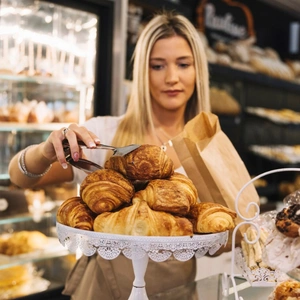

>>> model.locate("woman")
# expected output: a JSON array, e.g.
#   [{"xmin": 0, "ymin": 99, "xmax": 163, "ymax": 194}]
[{"xmin": 9, "ymin": 11, "xmax": 210, "ymax": 299}]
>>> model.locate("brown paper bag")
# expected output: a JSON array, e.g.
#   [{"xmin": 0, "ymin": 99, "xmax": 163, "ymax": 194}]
[{"xmin": 172, "ymin": 112, "xmax": 259, "ymax": 225}]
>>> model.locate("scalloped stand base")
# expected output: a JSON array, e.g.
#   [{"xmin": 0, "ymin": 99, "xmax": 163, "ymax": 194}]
[{"xmin": 128, "ymin": 254, "xmax": 149, "ymax": 300}]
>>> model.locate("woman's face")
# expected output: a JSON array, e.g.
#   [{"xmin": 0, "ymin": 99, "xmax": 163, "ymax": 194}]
[{"xmin": 149, "ymin": 35, "xmax": 196, "ymax": 113}]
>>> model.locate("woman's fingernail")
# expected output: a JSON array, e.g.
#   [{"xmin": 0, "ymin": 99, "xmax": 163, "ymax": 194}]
[
  {"xmin": 62, "ymin": 163, "xmax": 68, "ymax": 169},
  {"xmin": 73, "ymin": 152, "xmax": 79, "ymax": 161},
  {"xmin": 89, "ymin": 142, "xmax": 96, "ymax": 147},
  {"xmin": 95, "ymin": 138, "xmax": 101, "ymax": 143}
]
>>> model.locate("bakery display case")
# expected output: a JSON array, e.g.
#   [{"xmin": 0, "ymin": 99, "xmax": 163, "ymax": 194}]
[
  {"xmin": 0, "ymin": 0, "xmax": 127, "ymax": 298},
  {"xmin": 0, "ymin": 211, "xmax": 75, "ymax": 299},
  {"xmin": 0, "ymin": 0, "xmax": 98, "ymax": 180},
  {"xmin": 0, "ymin": 0, "xmax": 128, "ymax": 181}
]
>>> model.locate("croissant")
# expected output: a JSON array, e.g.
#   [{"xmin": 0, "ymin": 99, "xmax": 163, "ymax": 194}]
[
  {"xmin": 56, "ymin": 196, "xmax": 95, "ymax": 231},
  {"xmin": 133, "ymin": 172, "xmax": 198, "ymax": 216},
  {"xmin": 93, "ymin": 200, "xmax": 193, "ymax": 236},
  {"xmin": 273, "ymin": 280, "xmax": 300, "ymax": 300},
  {"xmin": 275, "ymin": 204, "xmax": 300, "ymax": 238},
  {"xmin": 187, "ymin": 202, "xmax": 237, "ymax": 233},
  {"xmin": 80, "ymin": 169, "xmax": 135, "ymax": 214},
  {"xmin": 104, "ymin": 144, "xmax": 174, "ymax": 180}
]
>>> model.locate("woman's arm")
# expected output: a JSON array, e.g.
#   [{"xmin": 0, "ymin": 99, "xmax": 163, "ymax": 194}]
[{"xmin": 8, "ymin": 143, "xmax": 73, "ymax": 188}]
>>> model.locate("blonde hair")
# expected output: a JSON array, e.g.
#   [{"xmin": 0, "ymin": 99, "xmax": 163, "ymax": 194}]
[{"xmin": 112, "ymin": 11, "xmax": 210, "ymax": 147}]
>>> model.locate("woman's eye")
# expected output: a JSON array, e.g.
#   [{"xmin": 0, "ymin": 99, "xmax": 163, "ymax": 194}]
[
  {"xmin": 150, "ymin": 64, "xmax": 164, "ymax": 70},
  {"xmin": 178, "ymin": 63, "xmax": 190, "ymax": 68}
]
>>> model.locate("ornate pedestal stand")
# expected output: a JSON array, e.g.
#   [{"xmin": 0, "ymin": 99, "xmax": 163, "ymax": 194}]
[
  {"xmin": 56, "ymin": 223, "xmax": 228, "ymax": 300},
  {"xmin": 223, "ymin": 167, "xmax": 300, "ymax": 300}
]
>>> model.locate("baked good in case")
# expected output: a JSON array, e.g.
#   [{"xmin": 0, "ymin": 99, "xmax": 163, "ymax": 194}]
[
  {"xmin": 187, "ymin": 202, "xmax": 237, "ymax": 233},
  {"xmin": 275, "ymin": 204, "xmax": 300, "ymax": 238},
  {"xmin": 0, "ymin": 231, "xmax": 48, "ymax": 255},
  {"xmin": 273, "ymin": 280, "xmax": 300, "ymax": 300},
  {"xmin": 93, "ymin": 200, "xmax": 193, "ymax": 236},
  {"xmin": 104, "ymin": 144, "xmax": 174, "ymax": 180},
  {"xmin": 80, "ymin": 169, "xmax": 135, "ymax": 214},
  {"xmin": 133, "ymin": 172, "xmax": 198, "ymax": 216},
  {"xmin": 56, "ymin": 196, "xmax": 95, "ymax": 230}
]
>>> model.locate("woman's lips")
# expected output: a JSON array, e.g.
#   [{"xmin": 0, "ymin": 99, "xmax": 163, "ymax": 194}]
[{"xmin": 164, "ymin": 90, "xmax": 181, "ymax": 97}]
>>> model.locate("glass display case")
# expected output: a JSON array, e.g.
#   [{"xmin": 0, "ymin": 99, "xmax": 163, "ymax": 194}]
[
  {"xmin": 0, "ymin": 211, "xmax": 76, "ymax": 299},
  {"xmin": 0, "ymin": 1, "xmax": 127, "ymax": 298},
  {"xmin": 0, "ymin": 0, "xmax": 98, "ymax": 179}
]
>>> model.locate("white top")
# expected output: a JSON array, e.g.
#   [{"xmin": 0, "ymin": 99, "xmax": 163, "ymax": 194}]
[{"xmin": 72, "ymin": 115, "xmax": 187, "ymax": 184}]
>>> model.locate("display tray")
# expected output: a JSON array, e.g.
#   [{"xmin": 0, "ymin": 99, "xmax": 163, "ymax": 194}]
[
  {"xmin": 57, "ymin": 222, "xmax": 229, "ymax": 300},
  {"xmin": 235, "ymin": 247, "xmax": 282, "ymax": 287},
  {"xmin": 56, "ymin": 222, "xmax": 229, "ymax": 261}
]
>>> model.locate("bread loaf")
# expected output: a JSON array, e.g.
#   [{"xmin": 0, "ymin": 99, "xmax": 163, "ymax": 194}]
[
  {"xmin": 94, "ymin": 200, "xmax": 193, "ymax": 236},
  {"xmin": 104, "ymin": 144, "xmax": 174, "ymax": 180},
  {"xmin": 80, "ymin": 169, "xmax": 135, "ymax": 214},
  {"xmin": 56, "ymin": 196, "xmax": 95, "ymax": 230}
]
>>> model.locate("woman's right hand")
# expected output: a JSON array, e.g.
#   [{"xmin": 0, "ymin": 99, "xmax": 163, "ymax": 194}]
[
  {"xmin": 8, "ymin": 123, "xmax": 101, "ymax": 188},
  {"xmin": 43, "ymin": 123, "xmax": 101, "ymax": 169}
]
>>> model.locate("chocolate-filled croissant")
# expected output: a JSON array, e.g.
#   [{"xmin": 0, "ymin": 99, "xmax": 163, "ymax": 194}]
[
  {"xmin": 80, "ymin": 169, "xmax": 135, "ymax": 214},
  {"xmin": 275, "ymin": 204, "xmax": 300, "ymax": 237},
  {"xmin": 93, "ymin": 200, "xmax": 193, "ymax": 236},
  {"xmin": 56, "ymin": 196, "xmax": 95, "ymax": 231},
  {"xmin": 104, "ymin": 144, "xmax": 174, "ymax": 181},
  {"xmin": 187, "ymin": 202, "xmax": 237, "ymax": 233},
  {"xmin": 133, "ymin": 172, "xmax": 198, "ymax": 216}
]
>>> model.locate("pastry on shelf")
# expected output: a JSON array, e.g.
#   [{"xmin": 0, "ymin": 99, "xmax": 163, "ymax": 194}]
[
  {"xmin": 263, "ymin": 205, "xmax": 300, "ymax": 273},
  {"xmin": 0, "ymin": 230, "xmax": 48, "ymax": 255},
  {"xmin": 27, "ymin": 101, "xmax": 54, "ymax": 123},
  {"xmin": 275, "ymin": 204, "xmax": 300, "ymax": 238},
  {"xmin": 209, "ymin": 86, "xmax": 241, "ymax": 115},
  {"xmin": 268, "ymin": 279, "xmax": 300, "ymax": 300},
  {"xmin": 240, "ymin": 226, "xmax": 271, "ymax": 270},
  {"xmin": 250, "ymin": 55, "xmax": 294, "ymax": 81}
]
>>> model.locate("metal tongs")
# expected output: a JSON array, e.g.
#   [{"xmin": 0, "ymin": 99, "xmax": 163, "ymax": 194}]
[{"xmin": 62, "ymin": 139, "xmax": 140, "ymax": 173}]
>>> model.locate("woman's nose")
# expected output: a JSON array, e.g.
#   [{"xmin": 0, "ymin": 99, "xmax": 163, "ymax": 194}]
[{"xmin": 165, "ymin": 66, "xmax": 179, "ymax": 84}]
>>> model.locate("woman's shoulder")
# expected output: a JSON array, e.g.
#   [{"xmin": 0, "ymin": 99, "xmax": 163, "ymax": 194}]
[{"xmin": 83, "ymin": 115, "xmax": 124, "ymax": 135}]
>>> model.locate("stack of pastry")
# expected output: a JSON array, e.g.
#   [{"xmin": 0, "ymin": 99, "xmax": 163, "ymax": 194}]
[
  {"xmin": 240, "ymin": 226, "xmax": 271, "ymax": 270},
  {"xmin": 57, "ymin": 144, "xmax": 237, "ymax": 236}
]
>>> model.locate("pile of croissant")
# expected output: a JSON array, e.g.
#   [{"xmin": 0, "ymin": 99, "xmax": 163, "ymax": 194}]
[{"xmin": 57, "ymin": 144, "xmax": 237, "ymax": 236}]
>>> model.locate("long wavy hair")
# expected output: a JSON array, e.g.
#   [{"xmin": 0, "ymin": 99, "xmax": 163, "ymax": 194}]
[{"xmin": 111, "ymin": 11, "xmax": 210, "ymax": 147}]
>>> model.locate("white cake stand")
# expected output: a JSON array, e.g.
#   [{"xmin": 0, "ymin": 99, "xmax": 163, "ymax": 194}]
[{"xmin": 56, "ymin": 222, "xmax": 228, "ymax": 300}]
